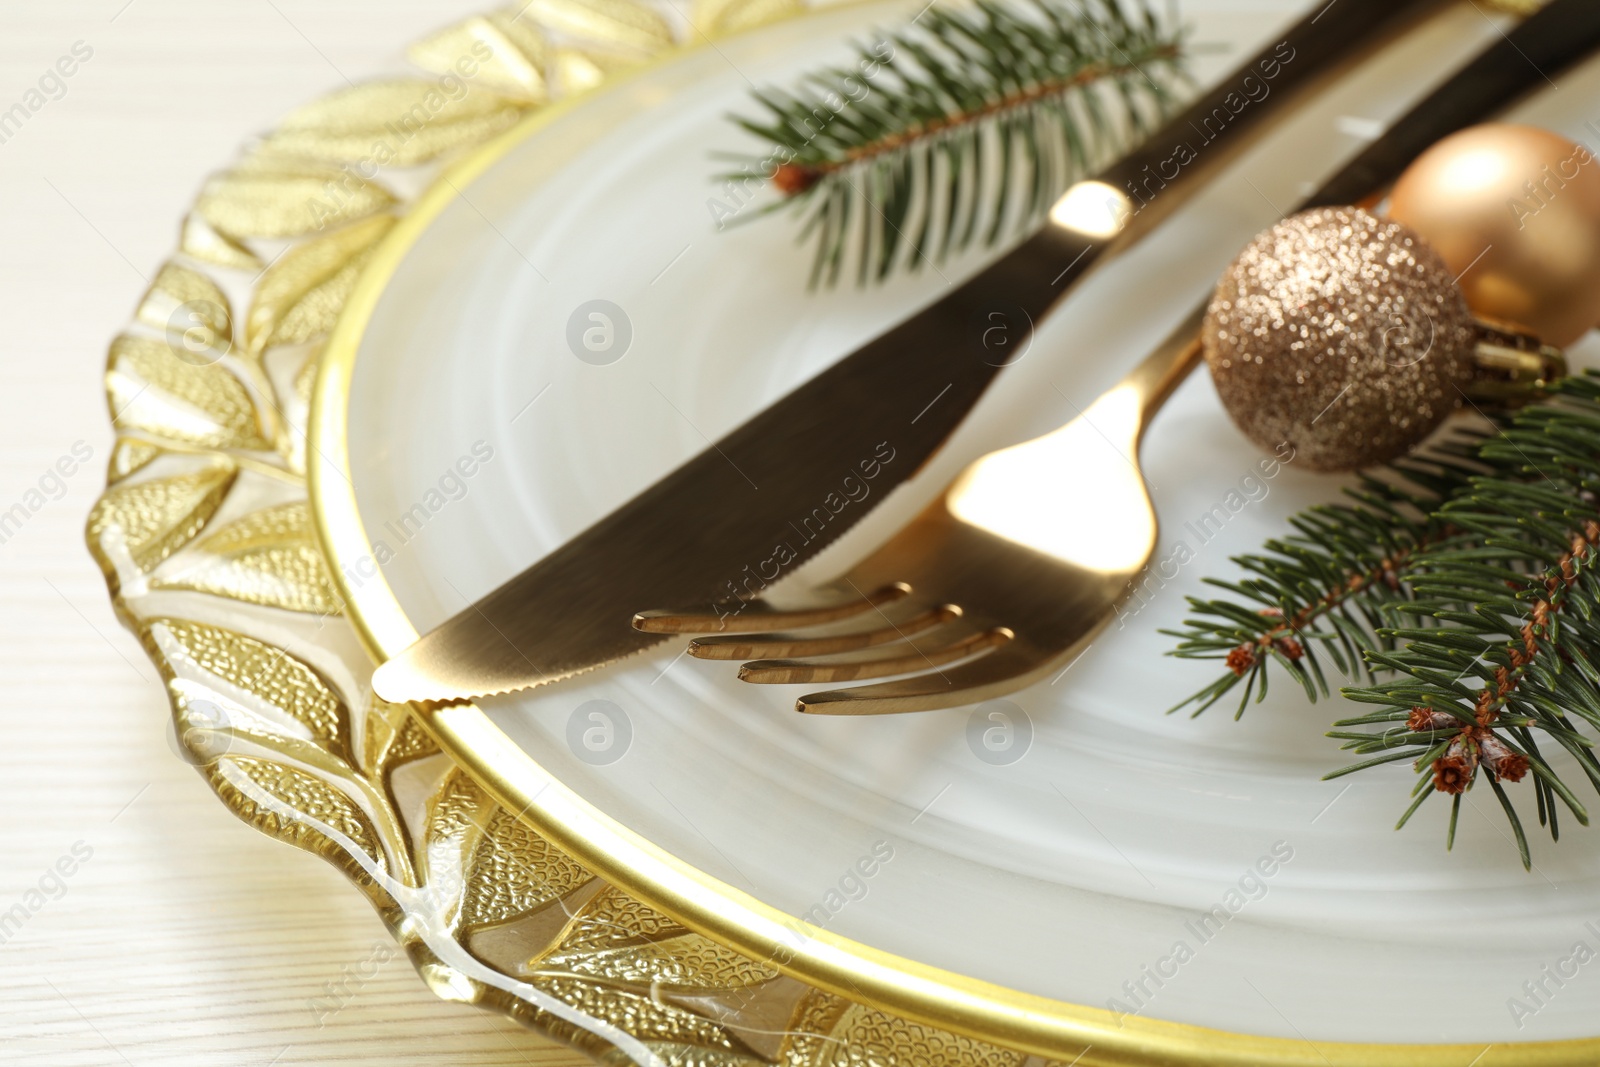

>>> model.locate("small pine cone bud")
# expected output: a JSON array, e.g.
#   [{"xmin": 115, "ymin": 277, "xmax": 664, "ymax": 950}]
[
  {"xmin": 1407, "ymin": 707, "xmax": 1458, "ymax": 732},
  {"xmin": 1225, "ymin": 645, "xmax": 1256, "ymax": 676},
  {"xmin": 1480, "ymin": 733, "xmax": 1529, "ymax": 783},
  {"xmin": 772, "ymin": 162, "xmax": 822, "ymax": 197},
  {"xmin": 1274, "ymin": 637, "xmax": 1304, "ymax": 661},
  {"xmin": 1432, "ymin": 757, "xmax": 1473, "ymax": 794},
  {"xmin": 1432, "ymin": 736, "xmax": 1479, "ymax": 794},
  {"xmin": 1493, "ymin": 753, "xmax": 1529, "ymax": 784}
]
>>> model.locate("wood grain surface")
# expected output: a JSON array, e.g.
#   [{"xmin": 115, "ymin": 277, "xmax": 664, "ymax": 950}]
[{"xmin": 0, "ymin": 3, "xmax": 588, "ymax": 1062}]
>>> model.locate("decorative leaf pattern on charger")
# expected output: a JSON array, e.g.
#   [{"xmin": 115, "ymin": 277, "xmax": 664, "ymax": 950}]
[{"xmin": 82, "ymin": 1, "xmax": 1074, "ymax": 1063}]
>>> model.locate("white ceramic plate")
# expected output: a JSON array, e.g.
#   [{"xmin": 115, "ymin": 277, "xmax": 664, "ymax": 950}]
[{"xmin": 323, "ymin": 0, "xmax": 1600, "ymax": 1047}]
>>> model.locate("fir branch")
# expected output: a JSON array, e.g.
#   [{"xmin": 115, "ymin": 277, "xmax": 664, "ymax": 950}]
[
  {"xmin": 1166, "ymin": 375, "xmax": 1600, "ymax": 864},
  {"xmin": 721, "ymin": 0, "xmax": 1186, "ymax": 286},
  {"xmin": 1162, "ymin": 438, "xmax": 1490, "ymax": 718},
  {"xmin": 1333, "ymin": 377, "xmax": 1600, "ymax": 866}
]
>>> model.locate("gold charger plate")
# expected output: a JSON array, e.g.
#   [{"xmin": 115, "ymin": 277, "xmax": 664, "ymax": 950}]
[{"xmin": 86, "ymin": 0, "xmax": 1600, "ymax": 1063}]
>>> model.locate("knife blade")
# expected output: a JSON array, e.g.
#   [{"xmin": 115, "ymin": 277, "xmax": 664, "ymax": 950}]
[{"xmin": 372, "ymin": 0, "xmax": 1467, "ymax": 704}]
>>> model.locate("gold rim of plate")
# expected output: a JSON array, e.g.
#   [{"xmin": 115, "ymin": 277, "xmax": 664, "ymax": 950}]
[{"xmin": 83, "ymin": 0, "xmax": 1599, "ymax": 1061}]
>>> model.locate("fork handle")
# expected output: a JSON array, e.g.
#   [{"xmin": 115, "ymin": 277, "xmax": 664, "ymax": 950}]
[{"xmin": 1127, "ymin": 308, "xmax": 1205, "ymax": 437}]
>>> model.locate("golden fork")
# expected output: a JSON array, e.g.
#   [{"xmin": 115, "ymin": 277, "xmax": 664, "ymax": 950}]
[
  {"xmin": 633, "ymin": 0, "xmax": 1600, "ymax": 715},
  {"xmin": 634, "ymin": 319, "xmax": 1200, "ymax": 715}
]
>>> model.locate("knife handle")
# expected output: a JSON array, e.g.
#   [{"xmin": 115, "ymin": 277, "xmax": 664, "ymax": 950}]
[
  {"xmin": 993, "ymin": 0, "xmax": 1455, "ymax": 324},
  {"xmin": 1308, "ymin": 0, "xmax": 1600, "ymax": 209},
  {"xmin": 1097, "ymin": 0, "xmax": 1448, "ymax": 231}
]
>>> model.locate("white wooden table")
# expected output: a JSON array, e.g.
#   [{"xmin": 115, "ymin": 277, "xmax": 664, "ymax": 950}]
[{"xmin": 0, "ymin": 3, "xmax": 587, "ymax": 1062}]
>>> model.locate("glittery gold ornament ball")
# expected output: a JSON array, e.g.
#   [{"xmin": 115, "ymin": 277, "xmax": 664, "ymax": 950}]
[{"xmin": 1202, "ymin": 206, "xmax": 1477, "ymax": 472}]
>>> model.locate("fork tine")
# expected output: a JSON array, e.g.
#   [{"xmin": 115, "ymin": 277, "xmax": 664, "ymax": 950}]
[
  {"xmin": 794, "ymin": 644, "xmax": 1051, "ymax": 715},
  {"xmin": 687, "ymin": 604, "xmax": 961, "ymax": 660},
  {"xmin": 632, "ymin": 582, "xmax": 911, "ymax": 634},
  {"xmin": 739, "ymin": 626, "xmax": 1011, "ymax": 684}
]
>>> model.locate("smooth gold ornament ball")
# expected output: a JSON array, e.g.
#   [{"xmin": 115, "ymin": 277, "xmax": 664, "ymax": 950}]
[
  {"xmin": 1203, "ymin": 207, "xmax": 1476, "ymax": 471},
  {"xmin": 1388, "ymin": 123, "xmax": 1600, "ymax": 347}
]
